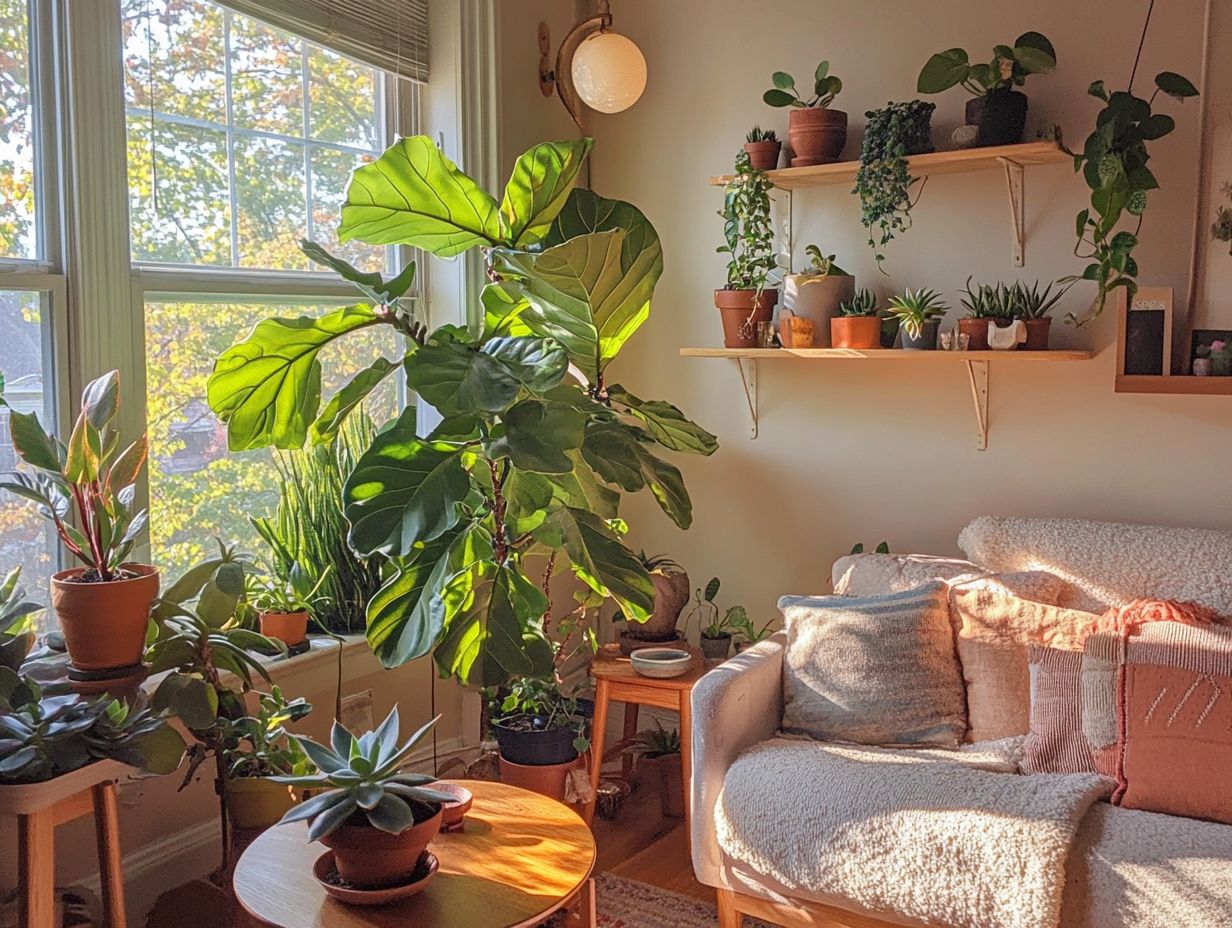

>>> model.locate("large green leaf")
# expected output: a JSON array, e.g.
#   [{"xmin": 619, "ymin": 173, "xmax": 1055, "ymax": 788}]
[
  {"xmin": 607, "ymin": 385, "xmax": 718, "ymax": 455},
  {"xmin": 541, "ymin": 187, "xmax": 664, "ymax": 300},
  {"xmin": 338, "ymin": 136, "xmax": 501, "ymax": 257},
  {"xmin": 310, "ymin": 357, "xmax": 397, "ymax": 444},
  {"xmin": 7, "ymin": 409, "xmax": 62, "ymax": 472},
  {"xmin": 488, "ymin": 399, "xmax": 585, "ymax": 474},
  {"xmin": 534, "ymin": 506, "xmax": 653, "ymax": 622},
  {"xmin": 543, "ymin": 451, "xmax": 620, "ymax": 520},
  {"xmin": 433, "ymin": 561, "xmax": 550, "ymax": 686},
  {"xmin": 499, "ymin": 139, "xmax": 593, "ymax": 247},
  {"xmin": 208, "ymin": 304, "xmax": 380, "ymax": 451},
  {"xmin": 404, "ymin": 334, "xmax": 568, "ymax": 416},
  {"xmin": 480, "ymin": 281, "xmax": 532, "ymax": 339},
  {"xmin": 917, "ymin": 48, "xmax": 970, "ymax": 94},
  {"xmin": 344, "ymin": 407, "xmax": 471, "ymax": 556},
  {"xmin": 581, "ymin": 422, "xmax": 693, "ymax": 528}
]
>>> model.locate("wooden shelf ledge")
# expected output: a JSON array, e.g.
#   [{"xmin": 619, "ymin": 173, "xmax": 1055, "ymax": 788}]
[
  {"xmin": 1115, "ymin": 375, "xmax": 1232, "ymax": 396},
  {"xmin": 707, "ymin": 141, "xmax": 1070, "ymax": 190}
]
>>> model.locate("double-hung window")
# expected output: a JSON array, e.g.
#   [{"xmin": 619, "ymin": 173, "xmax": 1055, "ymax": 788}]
[
  {"xmin": 0, "ymin": 0, "xmax": 67, "ymax": 600},
  {"xmin": 121, "ymin": 0, "xmax": 417, "ymax": 576}
]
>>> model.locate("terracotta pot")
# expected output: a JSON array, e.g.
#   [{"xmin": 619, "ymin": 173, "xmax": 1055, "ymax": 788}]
[
  {"xmin": 778, "ymin": 314, "xmax": 816, "ymax": 348},
  {"xmin": 1022, "ymin": 317, "xmax": 1052, "ymax": 350},
  {"xmin": 259, "ymin": 610, "xmax": 309, "ymax": 646},
  {"xmin": 900, "ymin": 319, "xmax": 940, "ymax": 350},
  {"xmin": 51, "ymin": 564, "xmax": 159, "ymax": 673},
  {"xmin": 788, "ymin": 108, "xmax": 848, "ymax": 166},
  {"xmin": 958, "ymin": 317, "xmax": 991, "ymax": 351},
  {"xmin": 699, "ymin": 633, "xmax": 731, "ymax": 661},
  {"xmin": 628, "ymin": 570, "xmax": 690, "ymax": 641},
  {"xmin": 784, "ymin": 273, "xmax": 855, "ymax": 347},
  {"xmin": 965, "ymin": 90, "xmax": 1028, "ymax": 147},
  {"xmin": 742, "ymin": 140, "xmax": 781, "ymax": 172},
  {"xmin": 714, "ymin": 289, "xmax": 778, "ymax": 349},
  {"xmin": 498, "ymin": 755, "xmax": 576, "ymax": 801},
  {"xmin": 643, "ymin": 754, "xmax": 684, "ymax": 819},
  {"xmin": 319, "ymin": 807, "xmax": 442, "ymax": 889},
  {"xmin": 830, "ymin": 316, "xmax": 882, "ymax": 349},
  {"xmin": 226, "ymin": 777, "xmax": 297, "ymax": 831}
]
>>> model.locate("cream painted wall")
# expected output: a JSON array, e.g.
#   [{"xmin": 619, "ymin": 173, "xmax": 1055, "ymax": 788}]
[{"xmin": 530, "ymin": 0, "xmax": 1232, "ymax": 631}]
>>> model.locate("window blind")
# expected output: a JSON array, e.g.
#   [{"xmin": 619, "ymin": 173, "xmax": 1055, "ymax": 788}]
[{"xmin": 217, "ymin": 0, "xmax": 429, "ymax": 82}]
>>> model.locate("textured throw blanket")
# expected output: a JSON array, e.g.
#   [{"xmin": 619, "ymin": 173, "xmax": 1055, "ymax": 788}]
[{"xmin": 716, "ymin": 739, "xmax": 1111, "ymax": 928}]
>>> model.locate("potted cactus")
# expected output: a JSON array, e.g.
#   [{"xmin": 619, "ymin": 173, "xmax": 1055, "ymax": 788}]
[
  {"xmin": 743, "ymin": 126, "xmax": 781, "ymax": 171},
  {"xmin": 763, "ymin": 61, "xmax": 847, "ymax": 165},
  {"xmin": 274, "ymin": 707, "xmax": 452, "ymax": 890},
  {"xmin": 0, "ymin": 371, "xmax": 157, "ymax": 678},
  {"xmin": 887, "ymin": 289, "xmax": 949, "ymax": 350},
  {"xmin": 715, "ymin": 151, "xmax": 779, "ymax": 348},
  {"xmin": 784, "ymin": 245, "xmax": 855, "ymax": 348},
  {"xmin": 831, "ymin": 288, "xmax": 883, "ymax": 349}
]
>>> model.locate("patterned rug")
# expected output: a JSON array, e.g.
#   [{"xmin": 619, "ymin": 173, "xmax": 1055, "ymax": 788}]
[{"xmin": 548, "ymin": 873, "xmax": 771, "ymax": 928}]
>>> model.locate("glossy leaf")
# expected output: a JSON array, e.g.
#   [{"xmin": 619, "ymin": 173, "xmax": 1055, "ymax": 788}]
[
  {"xmin": 365, "ymin": 528, "xmax": 465, "ymax": 667},
  {"xmin": 917, "ymin": 48, "xmax": 970, "ymax": 94},
  {"xmin": 498, "ymin": 139, "xmax": 593, "ymax": 247},
  {"xmin": 536, "ymin": 506, "xmax": 653, "ymax": 622},
  {"xmin": 607, "ymin": 385, "xmax": 717, "ymax": 455},
  {"xmin": 489, "ymin": 399, "xmax": 585, "ymax": 474},
  {"xmin": 310, "ymin": 357, "xmax": 397, "ymax": 444},
  {"xmin": 209, "ymin": 304, "xmax": 380, "ymax": 451},
  {"xmin": 338, "ymin": 136, "xmax": 501, "ymax": 257},
  {"xmin": 405, "ymin": 335, "xmax": 567, "ymax": 416},
  {"xmin": 1155, "ymin": 71, "xmax": 1199, "ymax": 100},
  {"xmin": 7, "ymin": 410, "xmax": 61, "ymax": 472}
]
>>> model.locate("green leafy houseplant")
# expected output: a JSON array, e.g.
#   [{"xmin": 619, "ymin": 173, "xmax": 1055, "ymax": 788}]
[
  {"xmin": 763, "ymin": 62, "xmax": 843, "ymax": 109},
  {"xmin": 763, "ymin": 62, "xmax": 848, "ymax": 167},
  {"xmin": 219, "ymin": 687, "xmax": 313, "ymax": 830},
  {"xmin": 1062, "ymin": 60, "xmax": 1198, "ymax": 324},
  {"xmin": 887, "ymin": 288, "xmax": 948, "ymax": 348},
  {"xmin": 686, "ymin": 577, "xmax": 745, "ymax": 660},
  {"xmin": 917, "ymin": 33, "xmax": 1056, "ymax": 96},
  {"xmin": 799, "ymin": 244, "xmax": 848, "ymax": 278},
  {"xmin": 489, "ymin": 676, "xmax": 590, "ymax": 767},
  {"xmin": 627, "ymin": 720, "xmax": 685, "ymax": 817},
  {"xmin": 854, "ymin": 101, "xmax": 936, "ymax": 267},
  {"xmin": 272, "ymin": 707, "xmax": 453, "ymax": 888},
  {"xmin": 730, "ymin": 613, "xmax": 776, "ymax": 651},
  {"xmin": 208, "ymin": 137, "xmax": 716, "ymax": 689},
  {"xmin": 0, "ymin": 567, "xmax": 40, "ymax": 673},
  {"xmin": 716, "ymin": 150, "xmax": 779, "ymax": 346}
]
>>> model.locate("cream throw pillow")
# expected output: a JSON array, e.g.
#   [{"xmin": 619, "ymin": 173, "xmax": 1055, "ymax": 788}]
[{"xmin": 778, "ymin": 583, "xmax": 966, "ymax": 747}]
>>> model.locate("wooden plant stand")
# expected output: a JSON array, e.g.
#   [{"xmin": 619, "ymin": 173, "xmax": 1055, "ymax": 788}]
[{"xmin": 1, "ymin": 760, "xmax": 133, "ymax": 928}]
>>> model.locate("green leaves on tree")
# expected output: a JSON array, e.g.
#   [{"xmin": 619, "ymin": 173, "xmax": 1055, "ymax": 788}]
[{"xmin": 498, "ymin": 139, "xmax": 594, "ymax": 247}]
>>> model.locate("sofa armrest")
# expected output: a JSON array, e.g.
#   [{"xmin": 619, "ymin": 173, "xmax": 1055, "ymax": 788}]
[{"xmin": 690, "ymin": 632, "xmax": 785, "ymax": 886}]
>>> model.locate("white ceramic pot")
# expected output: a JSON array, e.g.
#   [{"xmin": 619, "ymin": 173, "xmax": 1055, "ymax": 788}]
[
  {"xmin": 784, "ymin": 274, "xmax": 855, "ymax": 348},
  {"xmin": 630, "ymin": 648, "xmax": 692, "ymax": 679}
]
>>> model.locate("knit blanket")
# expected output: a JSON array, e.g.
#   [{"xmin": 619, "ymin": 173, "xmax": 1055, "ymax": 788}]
[{"xmin": 716, "ymin": 739, "xmax": 1111, "ymax": 928}]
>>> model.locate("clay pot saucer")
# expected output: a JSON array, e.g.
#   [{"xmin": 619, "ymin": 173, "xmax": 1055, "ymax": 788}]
[
  {"xmin": 313, "ymin": 850, "xmax": 438, "ymax": 906},
  {"xmin": 433, "ymin": 782, "xmax": 473, "ymax": 832}
]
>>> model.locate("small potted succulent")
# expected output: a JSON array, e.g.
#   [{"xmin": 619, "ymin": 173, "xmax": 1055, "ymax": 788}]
[
  {"xmin": 489, "ymin": 678, "xmax": 589, "ymax": 801},
  {"xmin": 831, "ymin": 288, "xmax": 882, "ymax": 349},
  {"xmin": 628, "ymin": 722, "xmax": 683, "ymax": 818},
  {"xmin": 743, "ymin": 126, "xmax": 781, "ymax": 171},
  {"xmin": 1012, "ymin": 279, "xmax": 1067, "ymax": 350},
  {"xmin": 959, "ymin": 277, "xmax": 1003, "ymax": 351},
  {"xmin": 0, "ymin": 371, "xmax": 157, "ymax": 678},
  {"xmin": 623, "ymin": 554, "xmax": 690, "ymax": 647},
  {"xmin": 917, "ymin": 33, "xmax": 1057, "ymax": 147},
  {"xmin": 784, "ymin": 244, "xmax": 855, "ymax": 348},
  {"xmin": 887, "ymin": 288, "xmax": 949, "ymax": 350},
  {"xmin": 274, "ymin": 707, "xmax": 452, "ymax": 890},
  {"xmin": 763, "ymin": 61, "xmax": 846, "ymax": 165},
  {"xmin": 220, "ymin": 687, "xmax": 313, "ymax": 831},
  {"xmin": 716, "ymin": 151, "xmax": 779, "ymax": 348},
  {"xmin": 686, "ymin": 577, "xmax": 744, "ymax": 661},
  {"xmin": 252, "ymin": 563, "xmax": 332, "ymax": 647}
]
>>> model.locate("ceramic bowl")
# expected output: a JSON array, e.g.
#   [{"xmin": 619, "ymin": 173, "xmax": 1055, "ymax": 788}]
[
  {"xmin": 433, "ymin": 781, "xmax": 473, "ymax": 832},
  {"xmin": 630, "ymin": 647, "xmax": 692, "ymax": 679},
  {"xmin": 314, "ymin": 849, "xmax": 438, "ymax": 906}
]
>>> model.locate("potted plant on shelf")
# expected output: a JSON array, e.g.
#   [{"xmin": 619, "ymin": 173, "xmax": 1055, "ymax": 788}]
[
  {"xmin": 743, "ymin": 126, "xmax": 781, "ymax": 171},
  {"xmin": 686, "ymin": 577, "xmax": 745, "ymax": 661},
  {"xmin": 731, "ymin": 614, "xmax": 777, "ymax": 654},
  {"xmin": 622, "ymin": 554, "xmax": 690, "ymax": 650},
  {"xmin": 917, "ymin": 33, "xmax": 1057, "ymax": 147},
  {"xmin": 887, "ymin": 288, "xmax": 948, "ymax": 350},
  {"xmin": 959, "ymin": 277, "xmax": 1003, "ymax": 351},
  {"xmin": 1, "ymin": 567, "xmax": 40, "ymax": 672},
  {"xmin": 273, "ymin": 708, "xmax": 453, "ymax": 891},
  {"xmin": 628, "ymin": 722, "xmax": 683, "ymax": 818},
  {"xmin": 716, "ymin": 150, "xmax": 779, "ymax": 348},
  {"xmin": 854, "ymin": 101, "xmax": 935, "ymax": 267},
  {"xmin": 1012, "ymin": 279, "xmax": 1067, "ymax": 350},
  {"xmin": 763, "ymin": 61, "xmax": 846, "ymax": 166},
  {"xmin": 831, "ymin": 288, "xmax": 882, "ymax": 350},
  {"xmin": 0, "ymin": 371, "xmax": 156, "ymax": 680},
  {"xmin": 252, "ymin": 563, "xmax": 333, "ymax": 648},
  {"xmin": 489, "ymin": 677, "xmax": 589, "ymax": 801},
  {"xmin": 784, "ymin": 244, "xmax": 855, "ymax": 348},
  {"xmin": 220, "ymin": 687, "xmax": 313, "ymax": 831}
]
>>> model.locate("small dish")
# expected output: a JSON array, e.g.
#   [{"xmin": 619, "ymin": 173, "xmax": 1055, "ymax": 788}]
[
  {"xmin": 630, "ymin": 647, "xmax": 692, "ymax": 678},
  {"xmin": 433, "ymin": 781, "xmax": 473, "ymax": 832},
  {"xmin": 313, "ymin": 850, "xmax": 438, "ymax": 906}
]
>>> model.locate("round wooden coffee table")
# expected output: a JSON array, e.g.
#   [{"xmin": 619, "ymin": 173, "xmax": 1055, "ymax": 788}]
[{"xmin": 234, "ymin": 780, "xmax": 596, "ymax": 928}]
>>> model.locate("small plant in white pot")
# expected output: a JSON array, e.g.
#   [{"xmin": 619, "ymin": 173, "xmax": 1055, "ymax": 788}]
[{"xmin": 784, "ymin": 244, "xmax": 855, "ymax": 348}]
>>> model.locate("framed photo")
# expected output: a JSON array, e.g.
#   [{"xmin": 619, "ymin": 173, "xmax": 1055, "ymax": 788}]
[{"xmin": 1116, "ymin": 286, "xmax": 1173, "ymax": 376}]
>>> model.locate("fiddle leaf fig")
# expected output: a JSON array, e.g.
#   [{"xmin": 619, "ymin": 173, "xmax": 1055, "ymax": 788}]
[
  {"xmin": 607, "ymin": 385, "xmax": 719, "ymax": 455},
  {"xmin": 499, "ymin": 139, "xmax": 594, "ymax": 247}
]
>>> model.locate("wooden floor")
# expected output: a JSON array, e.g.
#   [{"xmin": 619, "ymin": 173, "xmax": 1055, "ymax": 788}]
[{"xmin": 592, "ymin": 782, "xmax": 713, "ymax": 904}]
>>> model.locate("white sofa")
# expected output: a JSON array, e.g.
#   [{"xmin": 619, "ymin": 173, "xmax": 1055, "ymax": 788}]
[{"xmin": 690, "ymin": 518, "xmax": 1232, "ymax": 928}]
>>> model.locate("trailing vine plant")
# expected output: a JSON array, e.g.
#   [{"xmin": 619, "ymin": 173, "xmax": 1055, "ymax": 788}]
[
  {"xmin": 853, "ymin": 101, "xmax": 936, "ymax": 269},
  {"xmin": 1061, "ymin": 3, "xmax": 1199, "ymax": 325},
  {"xmin": 717, "ymin": 150, "xmax": 779, "ymax": 338}
]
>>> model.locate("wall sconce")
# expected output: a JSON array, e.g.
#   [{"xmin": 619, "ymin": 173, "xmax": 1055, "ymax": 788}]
[{"xmin": 538, "ymin": 0, "xmax": 647, "ymax": 129}]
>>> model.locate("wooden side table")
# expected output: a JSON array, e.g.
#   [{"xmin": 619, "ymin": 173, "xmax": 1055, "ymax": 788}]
[
  {"xmin": 0, "ymin": 760, "xmax": 132, "ymax": 928},
  {"xmin": 584, "ymin": 645, "xmax": 710, "ymax": 836}
]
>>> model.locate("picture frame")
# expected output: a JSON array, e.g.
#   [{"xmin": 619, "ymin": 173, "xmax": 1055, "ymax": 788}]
[{"xmin": 1116, "ymin": 286, "xmax": 1173, "ymax": 376}]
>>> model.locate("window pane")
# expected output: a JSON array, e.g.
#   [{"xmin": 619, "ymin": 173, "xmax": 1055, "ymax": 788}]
[
  {"xmin": 308, "ymin": 46, "xmax": 379, "ymax": 149},
  {"xmin": 121, "ymin": 0, "xmax": 226, "ymax": 123},
  {"xmin": 0, "ymin": 290, "xmax": 56, "ymax": 608},
  {"xmin": 229, "ymin": 17, "xmax": 303, "ymax": 137},
  {"xmin": 145, "ymin": 299, "xmax": 402, "ymax": 579},
  {"xmin": 234, "ymin": 136, "xmax": 306, "ymax": 269},
  {"xmin": 310, "ymin": 147, "xmax": 383, "ymax": 274},
  {"xmin": 0, "ymin": 0, "xmax": 37, "ymax": 260}
]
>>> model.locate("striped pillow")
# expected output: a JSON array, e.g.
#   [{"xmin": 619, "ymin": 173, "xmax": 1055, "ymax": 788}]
[
  {"xmin": 778, "ymin": 583, "xmax": 966, "ymax": 747},
  {"xmin": 1022, "ymin": 646, "xmax": 1095, "ymax": 774}
]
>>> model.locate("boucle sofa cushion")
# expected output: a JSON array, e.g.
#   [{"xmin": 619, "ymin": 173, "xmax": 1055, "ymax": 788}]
[
  {"xmin": 831, "ymin": 552, "xmax": 982, "ymax": 595},
  {"xmin": 958, "ymin": 516, "xmax": 1232, "ymax": 616},
  {"xmin": 778, "ymin": 584, "xmax": 966, "ymax": 747},
  {"xmin": 950, "ymin": 586, "xmax": 1100, "ymax": 742},
  {"xmin": 1022, "ymin": 646, "xmax": 1095, "ymax": 774}
]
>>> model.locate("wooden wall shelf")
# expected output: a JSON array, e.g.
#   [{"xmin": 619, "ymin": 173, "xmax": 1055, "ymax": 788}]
[
  {"xmin": 1115, "ymin": 375, "xmax": 1232, "ymax": 396},
  {"xmin": 680, "ymin": 347, "xmax": 1093, "ymax": 449}
]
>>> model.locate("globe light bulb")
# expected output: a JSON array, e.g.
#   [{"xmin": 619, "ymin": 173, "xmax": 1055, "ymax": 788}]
[{"xmin": 570, "ymin": 30, "xmax": 647, "ymax": 115}]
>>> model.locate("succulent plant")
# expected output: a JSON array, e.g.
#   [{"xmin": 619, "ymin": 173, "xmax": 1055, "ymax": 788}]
[
  {"xmin": 273, "ymin": 707, "xmax": 453, "ymax": 841},
  {"xmin": 629, "ymin": 721, "xmax": 681, "ymax": 759},
  {"xmin": 0, "ymin": 567, "xmax": 40, "ymax": 672},
  {"xmin": 763, "ymin": 61, "xmax": 843, "ymax": 109},
  {"xmin": 886, "ymin": 288, "xmax": 949, "ymax": 339},
  {"xmin": 745, "ymin": 125, "xmax": 776, "ymax": 143},
  {"xmin": 1012, "ymin": 279, "xmax": 1068, "ymax": 319},
  {"xmin": 838, "ymin": 288, "xmax": 879, "ymax": 317},
  {"xmin": 960, "ymin": 277, "xmax": 1000, "ymax": 319}
]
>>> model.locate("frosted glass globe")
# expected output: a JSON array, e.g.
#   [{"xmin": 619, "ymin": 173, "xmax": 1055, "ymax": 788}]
[{"xmin": 570, "ymin": 31, "xmax": 647, "ymax": 114}]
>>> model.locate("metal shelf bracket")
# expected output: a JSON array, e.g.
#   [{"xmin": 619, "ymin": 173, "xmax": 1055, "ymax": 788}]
[
  {"xmin": 966, "ymin": 359, "xmax": 989, "ymax": 451},
  {"xmin": 734, "ymin": 358, "xmax": 758, "ymax": 439},
  {"xmin": 999, "ymin": 157, "xmax": 1025, "ymax": 267}
]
